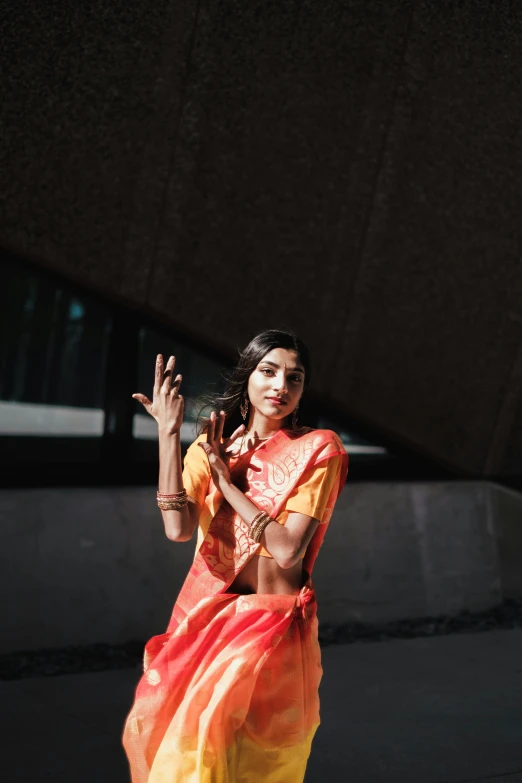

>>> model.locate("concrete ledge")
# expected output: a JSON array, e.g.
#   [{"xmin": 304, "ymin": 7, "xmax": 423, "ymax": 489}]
[
  {"xmin": 313, "ymin": 480, "xmax": 517, "ymax": 626},
  {"xmin": 0, "ymin": 481, "xmax": 520, "ymax": 652}
]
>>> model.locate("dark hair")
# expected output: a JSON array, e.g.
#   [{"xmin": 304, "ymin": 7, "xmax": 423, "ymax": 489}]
[{"xmin": 197, "ymin": 329, "xmax": 311, "ymax": 436}]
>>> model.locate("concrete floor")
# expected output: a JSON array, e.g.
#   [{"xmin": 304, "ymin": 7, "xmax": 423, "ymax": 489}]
[{"xmin": 2, "ymin": 628, "xmax": 522, "ymax": 783}]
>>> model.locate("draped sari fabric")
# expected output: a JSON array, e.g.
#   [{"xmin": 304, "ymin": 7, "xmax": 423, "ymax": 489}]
[{"xmin": 123, "ymin": 427, "xmax": 348, "ymax": 783}]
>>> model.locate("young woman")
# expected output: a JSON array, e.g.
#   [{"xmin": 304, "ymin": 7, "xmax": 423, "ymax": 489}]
[{"xmin": 123, "ymin": 329, "xmax": 348, "ymax": 783}]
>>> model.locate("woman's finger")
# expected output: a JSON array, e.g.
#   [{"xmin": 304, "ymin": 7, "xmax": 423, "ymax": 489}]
[
  {"xmin": 225, "ymin": 423, "xmax": 245, "ymax": 447},
  {"xmin": 206, "ymin": 411, "xmax": 216, "ymax": 446},
  {"xmin": 198, "ymin": 442, "xmax": 212, "ymax": 457},
  {"xmin": 153, "ymin": 355, "xmax": 163, "ymax": 399},
  {"xmin": 132, "ymin": 393, "xmax": 153, "ymax": 412},
  {"xmin": 161, "ymin": 356, "xmax": 176, "ymax": 393},
  {"xmin": 199, "ymin": 442, "xmax": 220, "ymax": 467},
  {"xmin": 171, "ymin": 373, "xmax": 182, "ymax": 396},
  {"xmin": 215, "ymin": 410, "xmax": 226, "ymax": 444}
]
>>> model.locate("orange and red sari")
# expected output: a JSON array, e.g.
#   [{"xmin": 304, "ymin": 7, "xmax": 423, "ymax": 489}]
[{"xmin": 123, "ymin": 427, "xmax": 348, "ymax": 782}]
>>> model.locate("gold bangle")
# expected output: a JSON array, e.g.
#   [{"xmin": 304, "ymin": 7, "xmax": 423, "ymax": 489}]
[
  {"xmin": 157, "ymin": 489, "xmax": 187, "ymax": 510},
  {"xmin": 248, "ymin": 511, "xmax": 268, "ymax": 541},
  {"xmin": 249, "ymin": 511, "xmax": 266, "ymax": 533},
  {"xmin": 251, "ymin": 515, "xmax": 273, "ymax": 543},
  {"xmin": 249, "ymin": 512, "xmax": 274, "ymax": 543},
  {"xmin": 251, "ymin": 514, "xmax": 270, "ymax": 540},
  {"xmin": 157, "ymin": 498, "xmax": 188, "ymax": 511},
  {"xmin": 157, "ymin": 489, "xmax": 187, "ymax": 499}
]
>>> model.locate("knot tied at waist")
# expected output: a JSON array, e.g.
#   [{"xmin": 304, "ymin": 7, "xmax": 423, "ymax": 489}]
[{"xmin": 295, "ymin": 585, "xmax": 316, "ymax": 621}]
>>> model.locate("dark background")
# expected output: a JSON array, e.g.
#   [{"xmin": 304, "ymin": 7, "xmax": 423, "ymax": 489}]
[{"xmin": 2, "ymin": 1, "xmax": 522, "ymax": 484}]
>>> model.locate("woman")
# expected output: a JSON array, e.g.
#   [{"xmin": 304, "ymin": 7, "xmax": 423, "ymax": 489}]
[{"xmin": 123, "ymin": 329, "xmax": 348, "ymax": 783}]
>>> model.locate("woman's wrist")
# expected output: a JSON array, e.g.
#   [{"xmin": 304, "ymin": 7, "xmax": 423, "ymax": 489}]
[
  {"xmin": 218, "ymin": 475, "xmax": 233, "ymax": 496},
  {"xmin": 158, "ymin": 428, "xmax": 182, "ymax": 440},
  {"xmin": 221, "ymin": 482, "xmax": 257, "ymax": 522}
]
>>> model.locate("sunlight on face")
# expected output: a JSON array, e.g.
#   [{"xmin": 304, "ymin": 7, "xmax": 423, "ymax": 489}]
[{"xmin": 247, "ymin": 348, "xmax": 305, "ymax": 425}]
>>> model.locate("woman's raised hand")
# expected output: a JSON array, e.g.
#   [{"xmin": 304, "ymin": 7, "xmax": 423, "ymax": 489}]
[
  {"xmin": 132, "ymin": 354, "xmax": 184, "ymax": 435},
  {"xmin": 198, "ymin": 411, "xmax": 245, "ymax": 490}
]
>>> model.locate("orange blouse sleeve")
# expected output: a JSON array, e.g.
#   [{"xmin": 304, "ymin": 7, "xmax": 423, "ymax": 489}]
[
  {"xmin": 257, "ymin": 453, "xmax": 344, "ymax": 558},
  {"xmin": 281, "ymin": 454, "xmax": 344, "ymax": 523},
  {"xmin": 182, "ymin": 434, "xmax": 210, "ymax": 509}
]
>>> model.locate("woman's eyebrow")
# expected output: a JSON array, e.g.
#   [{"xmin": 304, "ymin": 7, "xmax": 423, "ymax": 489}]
[{"xmin": 260, "ymin": 360, "xmax": 305, "ymax": 373}]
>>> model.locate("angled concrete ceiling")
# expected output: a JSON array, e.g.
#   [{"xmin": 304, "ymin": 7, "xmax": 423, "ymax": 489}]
[{"xmin": 2, "ymin": 0, "xmax": 522, "ymax": 478}]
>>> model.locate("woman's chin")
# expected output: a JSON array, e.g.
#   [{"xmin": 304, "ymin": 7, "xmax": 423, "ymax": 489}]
[
  {"xmin": 269, "ymin": 410, "xmax": 290, "ymax": 423},
  {"xmin": 256, "ymin": 404, "xmax": 289, "ymax": 422}
]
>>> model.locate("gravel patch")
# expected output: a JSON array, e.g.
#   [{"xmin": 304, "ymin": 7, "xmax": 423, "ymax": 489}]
[
  {"xmin": 318, "ymin": 598, "xmax": 522, "ymax": 645},
  {"xmin": 1, "ymin": 599, "xmax": 521, "ymax": 680}
]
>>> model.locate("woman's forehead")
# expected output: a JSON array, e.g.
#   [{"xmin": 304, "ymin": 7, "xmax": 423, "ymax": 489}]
[{"xmin": 258, "ymin": 348, "xmax": 304, "ymax": 372}]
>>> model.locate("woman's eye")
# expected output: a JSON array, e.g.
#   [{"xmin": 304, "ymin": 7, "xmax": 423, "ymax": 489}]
[{"xmin": 260, "ymin": 368, "xmax": 302, "ymax": 382}]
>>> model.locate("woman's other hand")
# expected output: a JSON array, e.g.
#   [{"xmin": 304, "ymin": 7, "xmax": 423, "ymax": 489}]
[
  {"xmin": 198, "ymin": 411, "xmax": 244, "ymax": 491},
  {"xmin": 132, "ymin": 354, "xmax": 184, "ymax": 436}
]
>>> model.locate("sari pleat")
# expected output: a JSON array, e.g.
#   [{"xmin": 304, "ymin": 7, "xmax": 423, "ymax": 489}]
[{"xmin": 123, "ymin": 428, "xmax": 347, "ymax": 783}]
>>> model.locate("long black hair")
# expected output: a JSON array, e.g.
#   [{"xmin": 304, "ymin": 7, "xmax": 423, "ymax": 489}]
[{"xmin": 197, "ymin": 329, "xmax": 311, "ymax": 437}]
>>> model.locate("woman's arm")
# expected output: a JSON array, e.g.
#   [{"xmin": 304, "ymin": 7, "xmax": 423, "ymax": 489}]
[
  {"xmin": 221, "ymin": 481, "xmax": 319, "ymax": 569},
  {"xmin": 158, "ymin": 430, "xmax": 199, "ymax": 542},
  {"xmin": 133, "ymin": 354, "xmax": 198, "ymax": 543},
  {"xmin": 199, "ymin": 411, "xmax": 319, "ymax": 569}
]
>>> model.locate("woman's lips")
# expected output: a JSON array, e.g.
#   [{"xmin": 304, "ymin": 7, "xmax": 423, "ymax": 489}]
[{"xmin": 267, "ymin": 397, "xmax": 286, "ymax": 405}]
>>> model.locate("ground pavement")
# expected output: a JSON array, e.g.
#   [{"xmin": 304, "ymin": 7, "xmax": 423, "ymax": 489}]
[{"xmin": 2, "ymin": 628, "xmax": 522, "ymax": 783}]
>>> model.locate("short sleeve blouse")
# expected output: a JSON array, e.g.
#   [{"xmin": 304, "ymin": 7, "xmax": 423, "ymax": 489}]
[
  {"xmin": 182, "ymin": 433, "xmax": 344, "ymax": 558},
  {"xmin": 259, "ymin": 453, "xmax": 344, "ymax": 558},
  {"xmin": 182, "ymin": 434, "xmax": 211, "ymax": 511}
]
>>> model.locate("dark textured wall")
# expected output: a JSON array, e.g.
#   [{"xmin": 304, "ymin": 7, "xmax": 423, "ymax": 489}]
[{"xmin": 2, "ymin": 1, "xmax": 522, "ymax": 477}]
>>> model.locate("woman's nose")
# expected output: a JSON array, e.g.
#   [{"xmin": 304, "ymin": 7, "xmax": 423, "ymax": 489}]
[{"xmin": 273, "ymin": 374, "xmax": 288, "ymax": 393}]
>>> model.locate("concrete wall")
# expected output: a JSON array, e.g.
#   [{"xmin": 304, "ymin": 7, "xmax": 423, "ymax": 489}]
[
  {"xmin": 2, "ymin": 480, "xmax": 520, "ymax": 653},
  {"xmin": 2, "ymin": 1, "xmax": 522, "ymax": 477},
  {"xmin": 313, "ymin": 481, "xmax": 520, "ymax": 625}
]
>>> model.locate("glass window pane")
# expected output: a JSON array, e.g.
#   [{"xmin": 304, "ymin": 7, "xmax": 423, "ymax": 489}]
[{"xmin": 0, "ymin": 259, "xmax": 112, "ymax": 454}]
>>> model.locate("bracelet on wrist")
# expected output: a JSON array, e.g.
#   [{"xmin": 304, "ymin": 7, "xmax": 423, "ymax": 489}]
[
  {"xmin": 157, "ymin": 488, "xmax": 187, "ymax": 511},
  {"xmin": 248, "ymin": 511, "xmax": 274, "ymax": 543},
  {"xmin": 157, "ymin": 499, "xmax": 188, "ymax": 510}
]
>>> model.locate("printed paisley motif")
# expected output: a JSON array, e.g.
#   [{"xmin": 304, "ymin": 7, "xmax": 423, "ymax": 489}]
[
  {"xmin": 170, "ymin": 428, "xmax": 347, "ymax": 621},
  {"xmin": 266, "ymin": 432, "xmax": 319, "ymax": 500},
  {"xmin": 202, "ymin": 507, "xmax": 255, "ymax": 578}
]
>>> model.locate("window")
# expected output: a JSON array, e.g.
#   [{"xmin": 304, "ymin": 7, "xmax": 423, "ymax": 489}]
[
  {"xmin": 1, "ymin": 253, "xmax": 439, "ymax": 486},
  {"xmin": 0, "ymin": 255, "xmax": 112, "ymax": 470}
]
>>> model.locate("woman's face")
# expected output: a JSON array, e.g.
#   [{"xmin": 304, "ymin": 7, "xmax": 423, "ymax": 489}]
[{"xmin": 247, "ymin": 347, "xmax": 305, "ymax": 424}]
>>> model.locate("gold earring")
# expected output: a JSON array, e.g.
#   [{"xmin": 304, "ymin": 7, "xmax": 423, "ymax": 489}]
[
  {"xmin": 240, "ymin": 393, "xmax": 249, "ymax": 421},
  {"xmin": 292, "ymin": 404, "xmax": 299, "ymax": 429}
]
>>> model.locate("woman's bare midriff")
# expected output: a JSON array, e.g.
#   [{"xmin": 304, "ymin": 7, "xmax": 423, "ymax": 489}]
[
  {"xmin": 224, "ymin": 443, "xmax": 307, "ymax": 596},
  {"xmin": 227, "ymin": 555, "xmax": 305, "ymax": 596}
]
